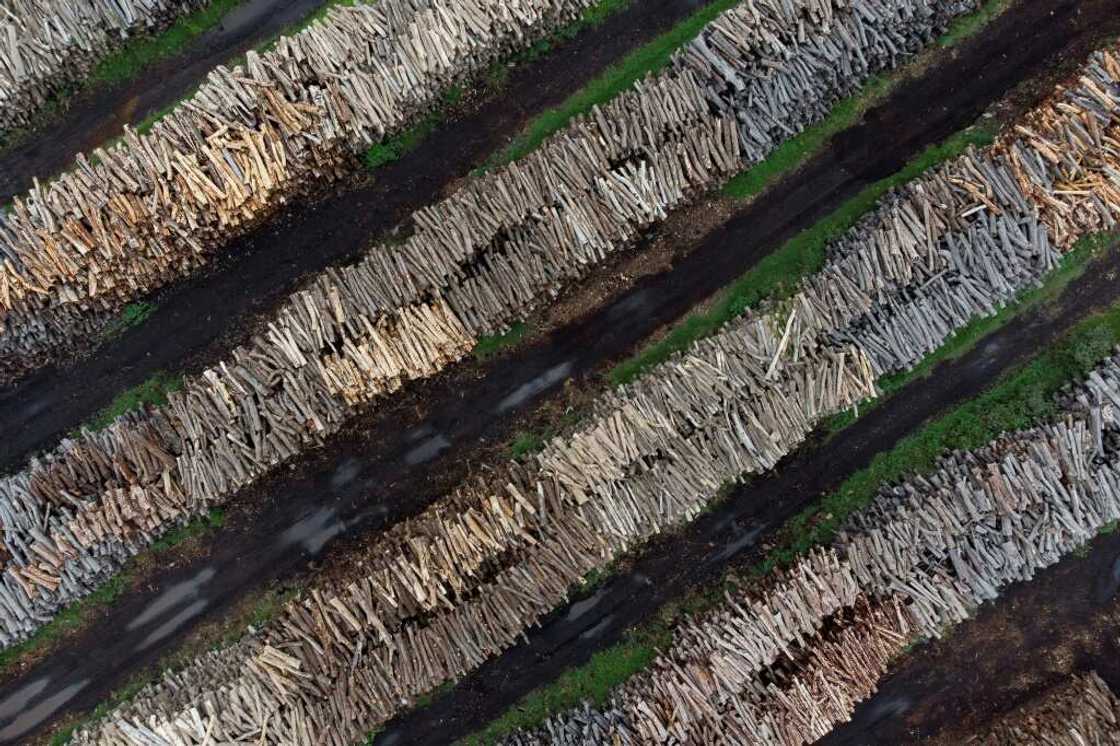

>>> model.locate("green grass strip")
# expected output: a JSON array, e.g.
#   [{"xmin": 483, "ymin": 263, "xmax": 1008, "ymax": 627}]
[
  {"xmin": 85, "ymin": 371, "xmax": 184, "ymax": 432},
  {"xmin": 91, "ymin": 0, "xmax": 249, "ymax": 87},
  {"xmin": 609, "ymin": 122, "xmax": 999, "ymax": 386},
  {"xmin": 457, "ymin": 640, "xmax": 664, "ymax": 746},
  {"xmin": 0, "ymin": 573, "xmax": 132, "ymax": 675},
  {"xmin": 473, "ymin": 322, "xmax": 531, "ymax": 361}
]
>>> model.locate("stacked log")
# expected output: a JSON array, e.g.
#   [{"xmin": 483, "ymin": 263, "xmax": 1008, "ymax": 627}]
[
  {"xmin": 0, "ymin": 73, "xmax": 742, "ymax": 647},
  {"xmin": 500, "ymin": 349, "xmax": 1120, "ymax": 746},
  {"xmin": 0, "ymin": 0, "xmax": 978, "ymax": 385},
  {"xmin": 678, "ymin": 0, "xmax": 974, "ymax": 163},
  {"xmin": 0, "ymin": 0, "xmax": 598, "ymax": 382},
  {"xmin": 0, "ymin": 0, "xmax": 979, "ymax": 649},
  {"xmin": 65, "ymin": 52, "xmax": 1090, "ymax": 745},
  {"xmin": 973, "ymin": 671, "xmax": 1120, "ymax": 745},
  {"xmin": 507, "ymin": 595, "xmax": 914, "ymax": 746},
  {"xmin": 0, "ymin": 0, "xmax": 208, "ymax": 138}
]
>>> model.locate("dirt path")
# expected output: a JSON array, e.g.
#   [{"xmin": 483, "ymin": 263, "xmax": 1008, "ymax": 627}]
[
  {"xmin": 0, "ymin": 0, "xmax": 326, "ymax": 203},
  {"xmin": 374, "ymin": 243, "xmax": 1120, "ymax": 745},
  {"xmin": 0, "ymin": 0, "xmax": 1111, "ymax": 740},
  {"xmin": 0, "ymin": 0, "xmax": 709, "ymax": 474},
  {"xmin": 822, "ymin": 530, "xmax": 1120, "ymax": 745}
]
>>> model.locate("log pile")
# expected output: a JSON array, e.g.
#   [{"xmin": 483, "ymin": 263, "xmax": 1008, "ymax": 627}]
[
  {"xmin": 0, "ymin": 0, "xmax": 207, "ymax": 137},
  {"xmin": 0, "ymin": 0, "xmax": 977, "ymax": 649},
  {"xmin": 0, "ymin": 71, "xmax": 742, "ymax": 647},
  {"xmin": 678, "ymin": 0, "xmax": 975, "ymax": 163},
  {"xmin": 66, "ymin": 46, "xmax": 1089, "ymax": 746},
  {"xmin": 500, "ymin": 348, "xmax": 1120, "ymax": 746},
  {"xmin": 0, "ymin": 0, "xmax": 597, "ymax": 382},
  {"xmin": 973, "ymin": 671, "xmax": 1120, "ymax": 745},
  {"xmin": 506, "ymin": 595, "xmax": 914, "ymax": 746},
  {"xmin": 0, "ymin": 0, "xmax": 977, "ymax": 385}
]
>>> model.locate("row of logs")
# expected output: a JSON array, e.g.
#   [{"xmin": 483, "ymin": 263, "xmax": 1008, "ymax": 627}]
[
  {"xmin": 0, "ymin": 0, "xmax": 207, "ymax": 137},
  {"xmin": 0, "ymin": 0, "xmax": 977, "ymax": 383},
  {"xmin": 0, "ymin": 0, "xmax": 974, "ymax": 648},
  {"xmin": 66, "ymin": 30, "xmax": 1112, "ymax": 745},
  {"xmin": 0, "ymin": 0, "xmax": 597, "ymax": 382},
  {"xmin": 500, "ymin": 348, "xmax": 1120, "ymax": 745}
]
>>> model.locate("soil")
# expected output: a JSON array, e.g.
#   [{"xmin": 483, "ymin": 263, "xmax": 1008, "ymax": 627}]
[
  {"xmin": 0, "ymin": 0, "xmax": 327, "ymax": 203},
  {"xmin": 0, "ymin": 0, "xmax": 1116, "ymax": 741},
  {"xmin": 0, "ymin": 0, "xmax": 710, "ymax": 473},
  {"xmin": 823, "ymin": 530, "xmax": 1120, "ymax": 745}
]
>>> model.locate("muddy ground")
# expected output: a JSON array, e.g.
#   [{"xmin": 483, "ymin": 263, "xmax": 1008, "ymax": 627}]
[
  {"xmin": 0, "ymin": 0, "xmax": 711, "ymax": 473},
  {"xmin": 0, "ymin": 0, "xmax": 327, "ymax": 203},
  {"xmin": 0, "ymin": 1, "xmax": 1112, "ymax": 741}
]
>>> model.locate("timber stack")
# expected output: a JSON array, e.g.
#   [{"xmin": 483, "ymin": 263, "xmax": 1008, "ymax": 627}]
[
  {"xmin": 0, "ymin": 0, "xmax": 207, "ymax": 138},
  {"xmin": 68, "ymin": 26, "xmax": 1117, "ymax": 744},
  {"xmin": 0, "ymin": 0, "xmax": 597, "ymax": 383},
  {"xmin": 0, "ymin": 0, "xmax": 978, "ymax": 650},
  {"xmin": 500, "ymin": 347, "xmax": 1120, "ymax": 745},
  {"xmin": 0, "ymin": 0, "xmax": 976, "ymax": 385}
]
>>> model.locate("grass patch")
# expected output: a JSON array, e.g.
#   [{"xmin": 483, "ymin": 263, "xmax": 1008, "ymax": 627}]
[
  {"xmin": 362, "ymin": 87, "xmax": 463, "ymax": 170},
  {"xmin": 85, "ymin": 371, "xmax": 184, "ymax": 432},
  {"xmin": 104, "ymin": 301, "xmax": 156, "ymax": 338},
  {"xmin": 457, "ymin": 637, "xmax": 663, "ymax": 745},
  {"xmin": 609, "ymin": 122, "xmax": 999, "ymax": 386},
  {"xmin": 91, "ymin": 0, "xmax": 249, "ymax": 87},
  {"xmin": 510, "ymin": 430, "xmax": 547, "ymax": 458},
  {"xmin": 149, "ymin": 509, "xmax": 226, "ymax": 553},
  {"xmin": 474, "ymin": 322, "xmax": 530, "ymax": 361},
  {"xmin": 0, "ymin": 573, "xmax": 131, "ymax": 676}
]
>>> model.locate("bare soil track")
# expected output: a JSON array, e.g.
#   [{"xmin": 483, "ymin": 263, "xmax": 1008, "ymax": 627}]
[
  {"xmin": 0, "ymin": 0, "xmax": 1114, "ymax": 741},
  {"xmin": 0, "ymin": 0, "xmax": 708, "ymax": 473},
  {"xmin": 0, "ymin": 0, "xmax": 328, "ymax": 203},
  {"xmin": 823, "ymin": 530, "xmax": 1120, "ymax": 745}
]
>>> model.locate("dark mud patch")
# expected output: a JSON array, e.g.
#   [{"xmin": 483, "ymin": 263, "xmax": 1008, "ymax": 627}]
[
  {"xmin": 0, "ymin": 0, "xmax": 326, "ymax": 203},
  {"xmin": 0, "ymin": 0, "xmax": 712, "ymax": 474},
  {"xmin": 0, "ymin": 0, "xmax": 1114, "ymax": 739}
]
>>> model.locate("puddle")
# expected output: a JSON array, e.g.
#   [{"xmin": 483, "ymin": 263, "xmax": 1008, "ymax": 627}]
[
  {"xmin": 279, "ymin": 506, "xmax": 344, "ymax": 555},
  {"xmin": 565, "ymin": 587, "xmax": 607, "ymax": 622},
  {"xmin": 579, "ymin": 614, "xmax": 615, "ymax": 641},
  {"xmin": 127, "ymin": 566, "xmax": 216, "ymax": 631},
  {"xmin": 715, "ymin": 524, "xmax": 766, "ymax": 561},
  {"xmin": 831, "ymin": 694, "xmax": 912, "ymax": 743},
  {"xmin": 607, "ymin": 289, "xmax": 655, "ymax": 321},
  {"xmin": 0, "ymin": 678, "xmax": 89, "ymax": 742},
  {"xmin": 1094, "ymin": 551, "xmax": 1120, "ymax": 603},
  {"xmin": 330, "ymin": 458, "xmax": 362, "ymax": 489},
  {"xmin": 137, "ymin": 600, "xmax": 209, "ymax": 652},
  {"xmin": 496, "ymin": 361, "xmax": 574, "ymax": 413},
  {"xmin": 407, "ymin": 424, "xmax": 436, "ymax": 441},
  {"xmin": 376, "ymin": 732, "xmax": 402, "ymax": 746},
  {"xmin": 404, "ymin": 434, "xmax": 450, "ymax": 465},
  {"xmin": 0, "ymin": 677, "xmax": 49, "ymax": 723}
]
